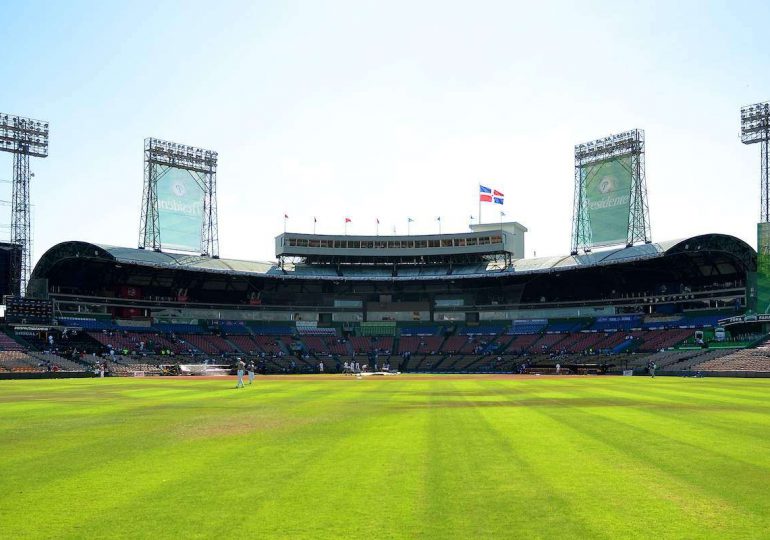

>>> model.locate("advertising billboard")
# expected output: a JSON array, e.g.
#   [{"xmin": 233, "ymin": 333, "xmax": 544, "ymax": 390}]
[
  {"xmin": 582, "ymin": 155, "xmax": 633, "ymax": 247},
  {"xmin": 157, "ymin": 166, "xmax": 204, "ymax": 252},
  {"xmin": 756, "ymin": 222, "xmax": 770, "ymax": 313}
]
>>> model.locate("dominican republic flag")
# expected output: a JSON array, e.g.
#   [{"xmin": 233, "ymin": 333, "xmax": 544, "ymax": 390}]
[{"xmin": 480, "ymin": 185, "xmax": 504, "ymax": 204}]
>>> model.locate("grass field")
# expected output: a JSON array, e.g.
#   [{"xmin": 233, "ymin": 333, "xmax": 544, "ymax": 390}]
[{"xmin": 1, "ymin": 375, "xmax": 769, "ymax": 539}]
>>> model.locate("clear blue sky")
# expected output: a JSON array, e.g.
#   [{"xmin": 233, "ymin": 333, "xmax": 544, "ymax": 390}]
[{"xmin": 1, "ymin": 0, "xmax": 769, "ymax": 265}]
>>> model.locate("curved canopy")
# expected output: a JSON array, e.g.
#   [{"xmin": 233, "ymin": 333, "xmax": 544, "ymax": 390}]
[{"xmin": 32, "ymin": 233, "xmax": 756, "ymax": 284}]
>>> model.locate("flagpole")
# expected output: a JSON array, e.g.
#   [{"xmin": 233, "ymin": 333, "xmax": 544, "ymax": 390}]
[
  {"xmin": 407, "ymin": 218, "xmax": 411, "ymax": 236},
  {"xmin": 313, "ymin": 217, "xmax": 316, "ymax": 235},
  {"xmin": 478, "ymin": 183, "xmax": 482, "ymax": 225},
  {"xmin": 284, "ymin": 214, "xmax": 287, "ymax": 233},
  {"xmin": 376, "ymin": 219, "xmax": 379, "ymax": 236},
  {"xmin": 437, "ymin": 217, "xmax": 441, "ymax": 235}
]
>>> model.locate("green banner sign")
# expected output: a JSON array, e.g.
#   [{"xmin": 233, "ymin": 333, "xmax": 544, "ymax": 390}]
[
  {"xmin": 582, "ymin": 155, "xmax": 633, "ymax": 247},
  {"xmin": 756, "ymin": 223, "xmax": 770, "ymax": 313},
  {"xmin": 157, "ymin": 166, "xmax": 204, "ymax": 253}
]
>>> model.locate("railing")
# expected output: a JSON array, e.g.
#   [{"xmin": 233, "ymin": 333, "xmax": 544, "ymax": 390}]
[{"xmin": 49, "ymin": 287, "xmax": 746, "ymax": 318}]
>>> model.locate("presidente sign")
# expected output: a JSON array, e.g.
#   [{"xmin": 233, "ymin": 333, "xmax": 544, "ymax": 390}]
[
  {"xmin": 582, "ymin": 155, "xmax": 633, "ymax": 247},
  {"xmin": 157, "ymin": 167, "xmax": 205, "ymax": 253}
]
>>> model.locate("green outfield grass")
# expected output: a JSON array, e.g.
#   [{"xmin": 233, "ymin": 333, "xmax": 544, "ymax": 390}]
[{"xmin": 1, "ymin": 375, "xmax": 769, "ymax": 539}]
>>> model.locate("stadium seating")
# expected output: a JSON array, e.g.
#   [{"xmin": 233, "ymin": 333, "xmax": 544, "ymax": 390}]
[
  {"xmin": 3, "ymin": 307, "xmax": 765, "ymax": 376},
  {"xmin": 530, "ymin": 333, "xmax": 569, "ymax": 352},
  {"xmin": 636, "ymin": 329, "xmax": 693, "ymax": 352},
  {"xmin": 349, "ymin": 336, "xmax": 393, "ymax": 354},
  {"xmin": 226, "ymin": 335, "xmax": 261, "ymax": 354},
  {"xmin": 506, "ymin": 334, "xmax": 541, "ymax": 353},
  {"xmin": 87, "ymin": 331, "xmax": 189, "ymax": 355},
  {"xmin": 0, "ymin": 350, "xmax": 39, "ymax": 371},
  {"xmin": 440, "ymin": 336, "xmax": 467, "ymax": 353},
  {"xmin": 693, "ymin": 340, "xmax": 770, "ymax": 372},
  {"xmin": 0, "ymin": 332, "xmax": 25, "ymax": 351},
  {"xmin": 251, "ymin": 336, "xmax": 284, "ymax": 355},
  {"xmin": 398, "ymin": 336, "xmax": 443, "ymax": 354}
]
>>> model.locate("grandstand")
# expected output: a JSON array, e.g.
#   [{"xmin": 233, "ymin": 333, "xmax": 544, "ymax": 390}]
[{"xmin": 0, "ymin": 230, "xmax": 765, "ymax": 377}]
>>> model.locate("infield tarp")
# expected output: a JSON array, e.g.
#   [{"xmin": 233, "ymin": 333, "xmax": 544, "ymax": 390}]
[
  {"xmin": 582, "ymin": 155, "xmax": 633, "ymax": 247},
  {"xmin": 157, "ymin": 166, "xmax": 205, "ymax": 253}
]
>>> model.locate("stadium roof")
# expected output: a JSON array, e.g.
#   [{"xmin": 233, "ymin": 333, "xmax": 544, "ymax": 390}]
[{"xmin": 31, "ymin": 234, "xmax": 756, "ymax": 283}]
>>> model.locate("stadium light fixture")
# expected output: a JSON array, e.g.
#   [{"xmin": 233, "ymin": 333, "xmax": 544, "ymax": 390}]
[
  {"xmin": 0, "ymin": 113, "xmax": 49, "ymax": 158},
  {"xmin": 574, "ymin": 129, "xmax": 643, "ymax": 164},
  {"xmin": 0, "ymin": 112, "xmax": 49, "ymax": 296},
  {"xmin": 741, "ymin": 101, "xmax": 770, "ymax": 145},
  {"xmin": 741, "ymin": 100, "xmax": 770, "ymax": 222},
  {"xmin": 145, "ymin": 138, "xmax": 218, "ymax": 173}
]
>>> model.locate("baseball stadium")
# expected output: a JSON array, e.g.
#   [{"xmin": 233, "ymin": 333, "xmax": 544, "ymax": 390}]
[{"xmin": 1, "ymin": 110, "xmax": 770, "ymax": 539}]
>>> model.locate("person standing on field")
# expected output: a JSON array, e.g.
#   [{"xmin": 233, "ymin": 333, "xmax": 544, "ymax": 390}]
[
  {"xmin": 235, "ymin": 358, "xmax": 246, "ymax": 389},
  {"xmin": 319, "ymin": 361, "xmax": 324, "ymax": 373},
  {"xmin": 247, "ymin": 360, "xmax": 256, "ymax": 385}
]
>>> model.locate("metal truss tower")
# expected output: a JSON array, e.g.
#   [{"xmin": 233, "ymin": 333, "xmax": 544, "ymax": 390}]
[
  {"xmin": 570, "ymin": 155, "xmax": 591, "ymax": 254},
  {"xmin": 0, "ymin": 114, "xmax": 49, "ymax": 296},
  {"xmin": 571, "ymin": 129, "xmax": 650, "ymax": 254},
  {"xmin": 138, "ymin": 138, "xmax": 219, "ymax": 257},
  {"xmin": 741, "ymin": 101, "xmax": 770, "ymax": 221},
  {"xmin": 626, "ymin": 131, "xmax": 650, "ymax": 247}
]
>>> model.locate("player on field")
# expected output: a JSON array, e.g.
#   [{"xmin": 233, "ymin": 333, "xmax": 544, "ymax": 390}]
[
  {"xmin": 235, "ymin": 358, "xmax": 246, "ymax": 388},
  {"xmin": 247, "ymin": 360, "xmax": 256, "ymax": 385}
]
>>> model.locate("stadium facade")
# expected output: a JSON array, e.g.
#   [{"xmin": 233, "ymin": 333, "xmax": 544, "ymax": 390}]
[{"xmin": 30, "ymin": 231, "xmax": 753, "ymax": 324}]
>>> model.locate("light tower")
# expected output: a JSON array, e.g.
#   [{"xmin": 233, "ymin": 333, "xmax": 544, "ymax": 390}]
[
  {"xmin": 741, "ymin": 101, "xmax": 770, "ymax": 221},
  {"xmin": 742, "ymin": 101, "xmax": 770, "ymax": 314},
  {"xmin": 0, "ymin": 113, "xmax": 49, "ymax": 296}
]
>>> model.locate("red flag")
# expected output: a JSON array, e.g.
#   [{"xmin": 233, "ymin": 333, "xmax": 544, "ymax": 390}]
[
  {"xmin": 493, "ymin": 189, "xmax": 504, "ymax": 197},
  {"xmin": 479, "ymin": 194, "xmax": 492, "ymax": 202},
  {"xmin": 345, "ymin": 217, "xmax": 352, "ymax": 223}
]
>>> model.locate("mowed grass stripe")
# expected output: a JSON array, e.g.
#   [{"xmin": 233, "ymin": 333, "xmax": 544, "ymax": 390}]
[
  {"xmin": 1, "ymin": 376, "xmax": 769, "ymax": 539},
  {"xmin": 530, "ymin": 402, "xmax": 763, "ymax": 537},
  {"xmin": 482, "ymin": 399, "xmax": 738, "ymax": 538}
]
